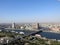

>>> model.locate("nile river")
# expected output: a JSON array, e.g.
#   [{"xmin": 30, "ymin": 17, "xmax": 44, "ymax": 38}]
[{"xmin": 4, "ymin": 29, "xmax": 60, "ymax": 40}]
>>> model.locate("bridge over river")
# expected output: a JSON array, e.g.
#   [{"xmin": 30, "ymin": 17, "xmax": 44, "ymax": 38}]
[{"xmin": 2, "ymin": 30, "xmax": 42, "ymax": 45}]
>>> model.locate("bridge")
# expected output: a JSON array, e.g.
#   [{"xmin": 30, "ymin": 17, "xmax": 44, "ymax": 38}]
[{"xmin": 2, "ymin": 30, "xmax": 42, "ymax": 45}]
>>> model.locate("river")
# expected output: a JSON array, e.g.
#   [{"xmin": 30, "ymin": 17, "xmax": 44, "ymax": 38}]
[{"xmin": 2, "ymin": 29, "xmax": 60, "ymax": 40}]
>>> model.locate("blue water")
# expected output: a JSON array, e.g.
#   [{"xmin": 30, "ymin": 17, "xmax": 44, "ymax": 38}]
[
  {"xmin": 4, "ymin": 29, "xmax": 60, "ymax": 40},
  {"xmin": 11, "ymin": 30, "xmax": 60, "ymax": 40},
  {"xmin": 39, "ymin": 32, "xmax": 60, "ymax": 40}
]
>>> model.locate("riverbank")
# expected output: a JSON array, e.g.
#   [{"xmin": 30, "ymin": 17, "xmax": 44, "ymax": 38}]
[{"xmin": 5, "ymin": 28, "xmax": 39, "ymax": 31}]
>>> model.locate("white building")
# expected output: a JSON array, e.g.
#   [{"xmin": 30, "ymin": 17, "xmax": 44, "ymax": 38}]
[{"xmin": 12, "ymin": 22, "xmax": 15, "ymax": 29}]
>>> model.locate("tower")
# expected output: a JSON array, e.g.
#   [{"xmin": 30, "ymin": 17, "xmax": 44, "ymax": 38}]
[
  {"xmin": 12, "ymin": 22, "xmax": 15, "ymax": 29},
  {"xmin": 32, "ymin": 23, "xmax": 39, "ymax": 29}
]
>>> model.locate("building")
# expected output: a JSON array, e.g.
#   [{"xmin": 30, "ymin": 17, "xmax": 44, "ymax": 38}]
[
  {"xmin": 32, "ymin": 23, "xmax": 39, "ymax": 29},
  {"xmin": 51, "ymin": 26, "xmax": 60, "ymax": 32},
  {"xmin": 12, "ymin": 22, "xmax": 15, "ymax": 29},
  {"xmin": 24, "ymin": 24, "xmax": 32, "ymax": 30}
]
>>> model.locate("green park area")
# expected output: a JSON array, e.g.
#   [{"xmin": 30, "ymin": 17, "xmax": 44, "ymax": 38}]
[
  {"xmin": 0, "ymin": 31, "xmax": 20, "ymax": 38},
  {"xmin": 7, "ymin": 34, "xmax": 60, "ymax": 45}
]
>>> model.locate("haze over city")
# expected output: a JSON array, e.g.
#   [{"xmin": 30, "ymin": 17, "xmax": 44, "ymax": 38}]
[
  {"xmin": 1, "ymin": 0, "xmax": 60, "ymax": 45},
  {"xmin": 0, "ymin": 0, "xmax": 60, "ymax": 23}
]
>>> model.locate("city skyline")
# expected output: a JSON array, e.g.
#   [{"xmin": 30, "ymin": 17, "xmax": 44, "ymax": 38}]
[{"xmin": 0, "ymin": 0, "xmax": 60, "ymax": 23}]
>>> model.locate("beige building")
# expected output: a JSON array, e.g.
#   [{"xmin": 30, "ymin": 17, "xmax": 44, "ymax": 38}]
[
  {"xmin": 51, "ymin": 28, "xmax": 60, "ymax": 31},
  {"xmin": 32, "ymin": 23, "xmax": 39, "ymax": 29}
]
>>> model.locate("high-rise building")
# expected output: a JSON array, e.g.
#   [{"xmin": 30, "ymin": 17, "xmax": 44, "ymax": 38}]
[
  {"xmin": 32, "ymin": 23, "xmax": 39, "ymax": 29},
  {"xmin": 12, "ymin": 22, "xmax": 15, "ymax": 29}
]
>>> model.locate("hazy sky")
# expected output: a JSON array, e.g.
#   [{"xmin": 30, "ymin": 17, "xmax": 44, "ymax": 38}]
[{"xmin": 0, "ymin": 0, "xmax": 60, "ymax": 23}]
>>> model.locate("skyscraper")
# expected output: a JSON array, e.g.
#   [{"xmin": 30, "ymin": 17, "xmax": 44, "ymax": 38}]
[
  {"xmin": 32, "ymin": 23, "xmax": 39, "ymax": 29},
  {"xmin": 12, "ymin": 22, "xmax": 15, "ymax": 29}
]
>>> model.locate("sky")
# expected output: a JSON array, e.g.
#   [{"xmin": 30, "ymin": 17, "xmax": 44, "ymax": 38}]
[{"xmin": 0, "ymin": 0, "xmax": 60, "ymax": 23}]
